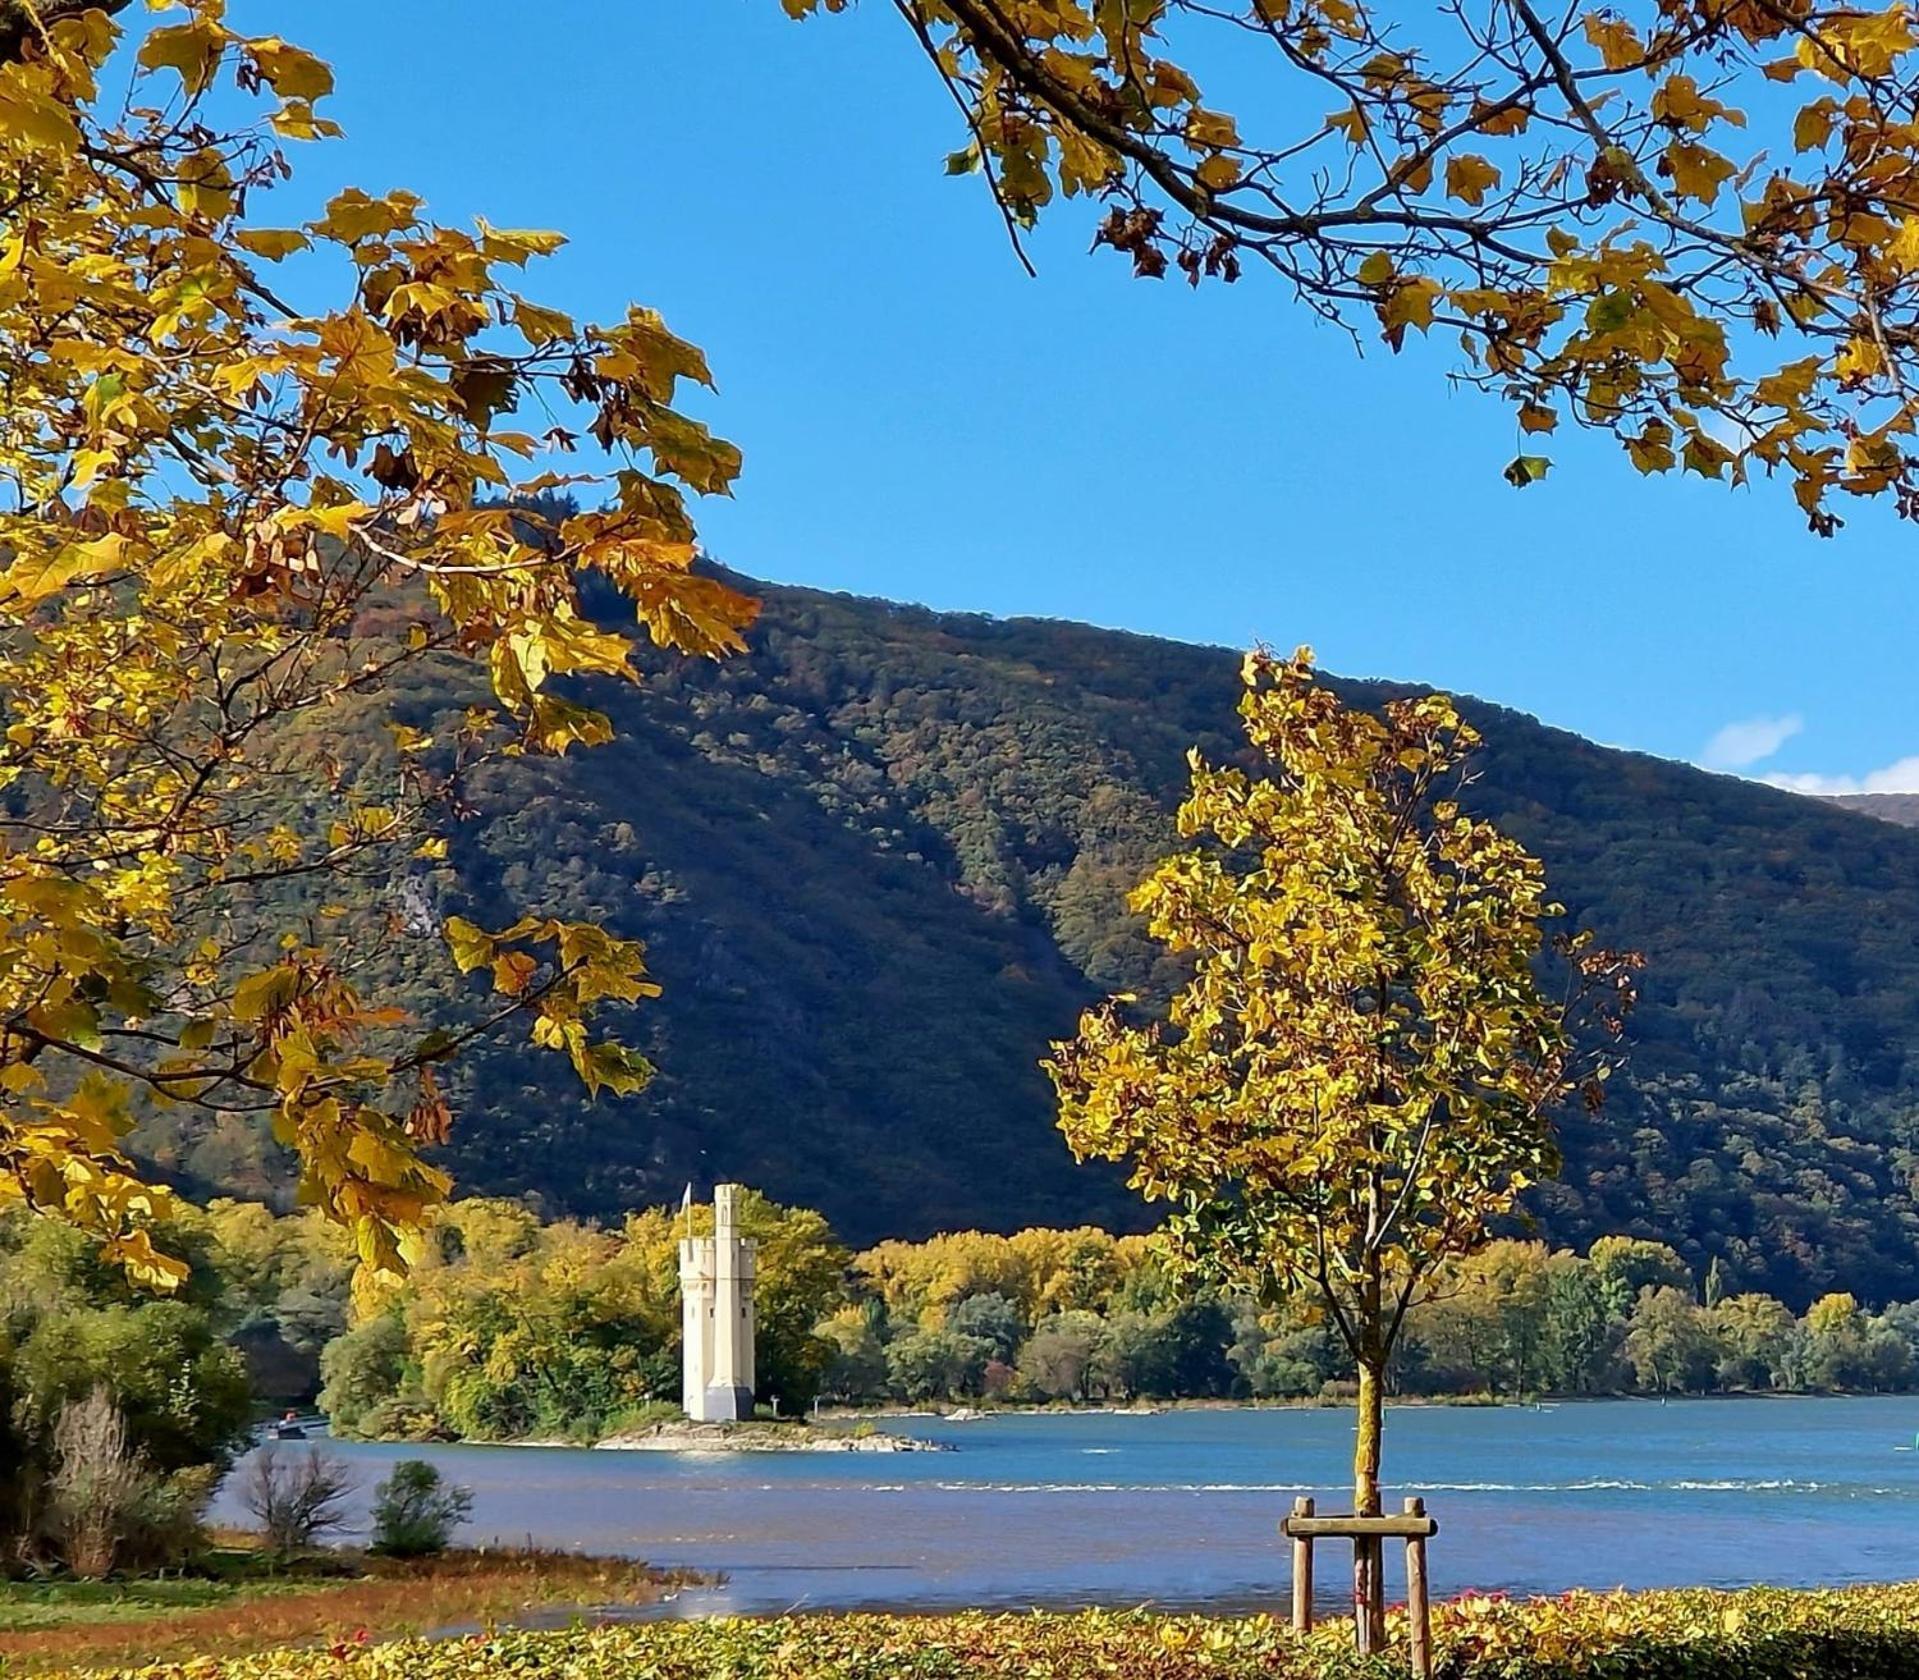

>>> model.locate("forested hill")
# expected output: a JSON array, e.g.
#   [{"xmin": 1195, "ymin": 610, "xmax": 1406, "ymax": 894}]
[{"xmin": 139, "ymin": 571, "xmax": 1919, "ymax": 1308}]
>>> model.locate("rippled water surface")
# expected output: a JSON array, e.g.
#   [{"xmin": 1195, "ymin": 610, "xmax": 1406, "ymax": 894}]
[{"xmin": 213, "ymin": 1398, "xmax": 1919, "ymax": 1614}]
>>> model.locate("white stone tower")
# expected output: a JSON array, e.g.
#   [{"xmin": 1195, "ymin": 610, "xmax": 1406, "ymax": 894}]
[{"xmin": 678, "ymin": 1183, "xmax": 757, "ymax": 1422}]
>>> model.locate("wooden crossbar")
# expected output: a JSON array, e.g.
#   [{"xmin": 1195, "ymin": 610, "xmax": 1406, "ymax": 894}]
[{"xmin": 1280, "ymin": 1513, "xmax": 1438, "ymax": 1539}]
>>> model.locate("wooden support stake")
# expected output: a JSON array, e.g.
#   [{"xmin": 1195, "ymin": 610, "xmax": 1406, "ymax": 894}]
[
  {"xmin": 1403, "ymin": 1497, "xmax": 1432, "ymax": 1680},
  {"xmin": 1289, "ymin": 1496, "xmax": 1314, "ymax": 1633},
  {"xmin": 1283, "ymin": 1498, "xmax": 1439, "ymax": 1672}
]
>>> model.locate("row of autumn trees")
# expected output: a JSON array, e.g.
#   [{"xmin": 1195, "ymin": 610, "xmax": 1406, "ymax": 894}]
[
  {"xmin": 7, "ymin": 1175, "xmax": 1913, "ymax": 1576},
  {"xmin": 175, "ymin": 1191, "xmax": 1919, "ymax": 1442}
]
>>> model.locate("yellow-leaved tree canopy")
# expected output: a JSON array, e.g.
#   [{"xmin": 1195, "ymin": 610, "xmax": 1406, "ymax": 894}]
[
  {"xmin": 0, "ymin": 0, "xmax": 753, "ymax": 1283},
  {"xmin": 1047, "ymin": 650, "xmax": 1640, "ymax": 1651},
  {"xmin": 789, "ymin": 0, "xmax": 1919, "ymax": 529}
]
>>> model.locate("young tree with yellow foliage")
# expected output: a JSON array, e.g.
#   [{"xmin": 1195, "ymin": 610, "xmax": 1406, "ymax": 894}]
[
  {"xmin": 789, "ymin": 0, "xmax": 1919, "ymax": 532},
  {"xmin": 0, "ymin": 3, "xmax": 751, "ymax": 1281},
  {"xmin": 1047, "ymin": 650, "xmax": 1637, "ymax": 1649}
]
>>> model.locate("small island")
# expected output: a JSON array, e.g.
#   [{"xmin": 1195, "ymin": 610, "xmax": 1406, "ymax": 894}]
[
  {"xmin": 594, "ymin": 1418, "xmax": 946, "ymax": 1452},
  {"xmin": 644, "ymin": 1187, "xmax": 943, "ymax": 1452}
]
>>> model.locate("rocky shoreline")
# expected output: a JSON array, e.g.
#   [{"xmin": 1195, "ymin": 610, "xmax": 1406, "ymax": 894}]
[{"xmin": 588, "ymin": 1420, "xmax": 948, "ymax": 1454}]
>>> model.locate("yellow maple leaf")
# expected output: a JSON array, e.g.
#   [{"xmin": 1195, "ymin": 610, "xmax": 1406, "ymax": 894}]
[{"xmin": 1444, "ymin": 154, "xmax": 1501, "ymax": 206}]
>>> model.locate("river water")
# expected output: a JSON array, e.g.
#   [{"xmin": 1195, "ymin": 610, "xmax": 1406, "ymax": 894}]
[{"xmin": 212, "ymin": 1397, "xmax": 1919, "ymax": 1614}]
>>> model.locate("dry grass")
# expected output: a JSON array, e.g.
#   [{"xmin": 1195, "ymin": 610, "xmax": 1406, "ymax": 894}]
[{"xmin": 0, "ymin": 1549, "xmax": 683, "ymax": 1676}]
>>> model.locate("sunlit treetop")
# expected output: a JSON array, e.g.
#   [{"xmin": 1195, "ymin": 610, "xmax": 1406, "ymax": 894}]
[
  {"xmin": 0, "ymin": 0, "xmax": 753, "ymax": 1283},
  {"xmin": 792, "ymin": 0, "xmax": 1919, "ymax": 529},
  {"xmin": 1048, "ymin": 649, "xmax": 1641, "ymax": 1354}
]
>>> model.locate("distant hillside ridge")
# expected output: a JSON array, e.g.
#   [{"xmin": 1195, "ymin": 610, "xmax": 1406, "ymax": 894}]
[
  {"xmin": 1829, "ymin": 793, "xmax": 1919, "ymax": 828},
  {"xmin": 135, "ymin": 569, "xmax": 1919, "ymax": 1309}
]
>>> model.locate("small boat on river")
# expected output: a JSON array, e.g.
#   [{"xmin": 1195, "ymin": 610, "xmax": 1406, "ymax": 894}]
[{"xmin": 265, "ymin": 1408, "xmax": 316, "ymax": 1440}]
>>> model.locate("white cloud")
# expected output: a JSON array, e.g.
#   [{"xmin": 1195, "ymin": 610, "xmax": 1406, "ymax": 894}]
[
  {"xmin": 1696, "ymin": 711, "xmax": 1919, "ymax": 796},
  {"xmin": 1700, "ymin": 713, "xmax": 1803, "ymax": 771},
  {"xmin": 1759, "ymin": 756, "xmax": 1919, "ymax": 796}
]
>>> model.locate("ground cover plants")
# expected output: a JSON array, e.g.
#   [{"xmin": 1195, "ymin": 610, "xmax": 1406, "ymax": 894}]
[
  {"xmin": 42, "ymin": 1582, "xmax": 1919, "ymax": 1680},
  {"xmin": 0, "ymin": 1549, "xmax": 677, "ymax": 1677}
]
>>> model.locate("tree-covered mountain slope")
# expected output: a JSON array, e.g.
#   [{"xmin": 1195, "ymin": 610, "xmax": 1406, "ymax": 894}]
[{"xmin": 137, "ymin": 573, "xmax": 1919, "ymax": 1307}]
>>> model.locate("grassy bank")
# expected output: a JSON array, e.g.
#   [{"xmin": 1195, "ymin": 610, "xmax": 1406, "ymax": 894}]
[
  {"xmin": 45, "ymin": 1583, "xmax": 1919, "ymax": 1680},
  {"xmin": 0, "ymin": 1549, "xmax": 679, "ymax": 1676}
]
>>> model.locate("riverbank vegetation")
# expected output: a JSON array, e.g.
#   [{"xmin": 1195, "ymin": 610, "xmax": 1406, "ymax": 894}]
[
  {"xmin": 154, "ymin": 1192, "xmax": 1919, "ymax": 1450},
  {"xmin": 13, "ymin": 1173, "xmax": 1915, "ymax": 1589},
  {"xmin": 0, "ymin": 1215, "xmax": 254, "ymax": 1576},
  {"xmin": 0, "ymin": 1546, "xmax": 673, "ymax": 1677},
  {"xmin": 13, "ymin": 1179, "xmax": 1917, "ymax": 1503},
  {"xmin": 53, "ymin": 1584, "xmax": 1919, "ymax": 1680}
]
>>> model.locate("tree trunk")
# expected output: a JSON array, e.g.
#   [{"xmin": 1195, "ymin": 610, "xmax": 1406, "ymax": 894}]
[{"xmin": 1352, "ymin": 1351, "xmax": 1386, "ymax": 1652}]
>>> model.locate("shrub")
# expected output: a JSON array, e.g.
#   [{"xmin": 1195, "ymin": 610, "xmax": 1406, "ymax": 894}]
[
  {"xmin": 45, "ymin": 1388, "xmax": 144, "ymax": 1578},
  {"xmin": 39, "ymin": 1388, "xmax": 214, "ymax": 1577},
  {"xmin": 601, "ymin": 1399, "xmax": 684, "ymax": 1438},
  {"xmin": 13, "ymin": 1300, "xmax": 254, "ymax": 1474},
  {"xmin": 368, "ymin": 1460, "xmax": 472, "ymax": 1558},
  {"xmin": 119, "ymin": 1463, "xmax": 217, "ymax": 1573},
  {"xmin": 239, "ymin": 1446, "xmax": 357, "ymax": 1559}
]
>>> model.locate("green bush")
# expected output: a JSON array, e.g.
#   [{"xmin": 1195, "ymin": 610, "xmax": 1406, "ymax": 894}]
[
  {"xmin": 60, "ymin": 1583, "xmax": 1919, "ymax": 1679},
  {"xmin": 367, "ymin": 1460, "xmax": 472, "ymax": 1558}
]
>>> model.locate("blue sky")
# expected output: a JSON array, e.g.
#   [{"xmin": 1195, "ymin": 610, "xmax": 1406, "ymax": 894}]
[{"xmin": 232, "ymin": 0, "xmax": 1915, "ymax": 790}]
